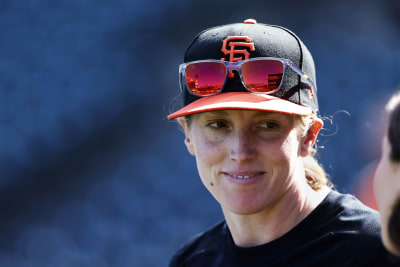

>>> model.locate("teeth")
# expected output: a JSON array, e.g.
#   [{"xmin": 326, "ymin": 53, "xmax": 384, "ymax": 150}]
[{"xmin": 231, "ymin": 174, "xmax": 256, "ymax": 179}]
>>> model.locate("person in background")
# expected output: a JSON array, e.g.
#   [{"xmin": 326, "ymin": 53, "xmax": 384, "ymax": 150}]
[
  {"xmin": 374, "ymin": 91, "xmax": 400, "ymax": 256},
  {"xmin": 168, "ymin": 19, "xmax": 399, "ymax": 266}
]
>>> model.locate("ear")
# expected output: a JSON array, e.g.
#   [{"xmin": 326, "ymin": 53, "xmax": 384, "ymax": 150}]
[
  {"xmin": 300, "ymin": 118, "xmax": 323, "ymax": 157},
  {"xmin": 177, "ymin": 117, "xmax": 195, "ymax": 156}
]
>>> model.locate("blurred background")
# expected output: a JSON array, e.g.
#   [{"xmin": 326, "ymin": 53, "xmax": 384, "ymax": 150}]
[{"xmin": 0, "ymin": 0, "xmax": 399, "ymax": 266}]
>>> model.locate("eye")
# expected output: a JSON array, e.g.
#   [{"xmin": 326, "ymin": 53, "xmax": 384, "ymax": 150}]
[
  {"xmin": 259, "ymin": 121, "xmax": 279, "ymax": 129},
  {"xmin": 208, "ymin": 121, "xmax": 229, "ymax": 128}
]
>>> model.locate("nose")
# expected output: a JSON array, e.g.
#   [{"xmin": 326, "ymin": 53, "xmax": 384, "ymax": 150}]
[{"xmin": 229, "ymin": 131, "xmax": 257, "ymax": 163}]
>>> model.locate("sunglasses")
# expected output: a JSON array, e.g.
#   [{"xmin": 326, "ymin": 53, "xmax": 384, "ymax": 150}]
[{"xmin": 179, "ymin": 57, "xmax": 317, "ymax": 106}]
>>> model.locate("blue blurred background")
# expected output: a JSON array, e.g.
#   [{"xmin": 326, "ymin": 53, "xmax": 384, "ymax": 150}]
[{"xmin": 0, "ymin": 0, "xmax": 399, "ymax": 266}]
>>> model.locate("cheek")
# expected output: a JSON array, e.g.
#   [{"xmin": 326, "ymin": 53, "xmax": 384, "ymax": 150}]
[
  {"xmin": 285, "ymin": 133, "xmax": 302, "ymax": 157},
  {"xmin": 193, "ymin": 134, "xmax": 225, "ymax": 160},
  {"xmin": 374, "ymin": 159, "xmax": 391, "ymax": 202},
  {"xmin": 271, "ymin": 132, "xmax": 301, "ymax": 166},
  {"xmin": 374, "ymin": 162, "xmax": 385, "ymax": 202},
  {"xmin": 374, "ymin": 159, "xmax": 399, "ymax": 218},
  {"xmin": 192, "ymin": 136, "xmax": 226, "ymax": 179},
  {"xmin": 279, "ymin": 133, "xmax": 304, "ymax": 179}
]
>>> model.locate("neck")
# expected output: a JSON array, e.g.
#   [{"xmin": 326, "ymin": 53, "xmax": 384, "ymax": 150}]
[{"xmin": 223, "ymin": 181, "xmax": 330, "ymax": 248}]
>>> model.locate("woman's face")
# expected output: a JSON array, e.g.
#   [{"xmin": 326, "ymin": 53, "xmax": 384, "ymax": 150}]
[
  {"xmin": 374, "ymin": 135, "xmax": 400, "ymax": 255},
  {"xmin": 179, "ymin": 110, "xmax": 316, "ymax": 215}
]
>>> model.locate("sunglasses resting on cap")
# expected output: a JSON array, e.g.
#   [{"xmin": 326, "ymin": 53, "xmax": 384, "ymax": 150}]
[{"xmin": 168, "ymin": 19, "xmax": 320, "ymax": 120}]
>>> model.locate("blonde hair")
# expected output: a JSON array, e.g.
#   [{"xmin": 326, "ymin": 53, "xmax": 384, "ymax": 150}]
[{"xmin": 296, "ymin": 115, "xmax": 331, "ymax": 191}]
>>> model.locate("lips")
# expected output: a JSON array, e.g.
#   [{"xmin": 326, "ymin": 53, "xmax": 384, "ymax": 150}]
[
  {"xmin": 223, "ymin": 171, "xmax": 265, "ymax": 183},
  {"xmin": 229, "ymin": 173, "xmax": 259, "ymax": 179}
]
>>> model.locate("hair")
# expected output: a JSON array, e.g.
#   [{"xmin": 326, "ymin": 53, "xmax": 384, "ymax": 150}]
[
  {"xmin": 389, "ymin": 197, "xmax": 400, "ymax": 253},
  {"xmin": 182, "ymin": 113, "xmax": 331, "ymax": 192},
  {"xmin": 386, "ymin": 92, "xmax": 400, "ymax": 162},
  {"xmin": 385, "ymin": 91, "xmax": 400, "ymax": 252},
  {"xmin": 296, "ymin": 114, "xmax": 331, "ymax": 191}
]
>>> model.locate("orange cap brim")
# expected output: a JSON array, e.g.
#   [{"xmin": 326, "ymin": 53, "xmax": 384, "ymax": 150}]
[{"xmin": 167, "ymin": 92, "xmax": 312, "ymax": 120}]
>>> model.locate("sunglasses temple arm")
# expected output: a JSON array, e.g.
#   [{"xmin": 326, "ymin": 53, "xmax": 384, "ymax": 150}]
[
  {"xmin": 286, "ymin": 62, "xmax": 319, "ymax": 113},
  {"xmin": 178, "ymin": 65, "xmax": 185, "ymax": 92}
]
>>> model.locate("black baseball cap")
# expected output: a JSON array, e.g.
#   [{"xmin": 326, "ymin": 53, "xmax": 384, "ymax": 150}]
[{"xmin": 168, "ymin": 19, "xmax": 319, "ymax": 120}]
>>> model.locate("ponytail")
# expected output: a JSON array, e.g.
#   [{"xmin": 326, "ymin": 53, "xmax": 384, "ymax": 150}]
[{"xmin": 297, "ymin": 115, "xmax": 332, "ymax": 191}]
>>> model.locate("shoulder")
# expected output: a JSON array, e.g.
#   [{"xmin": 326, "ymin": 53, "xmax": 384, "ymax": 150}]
[
  {"xmin": 169, "ymin": 221, "xmax": 227, "ymax": 267},
  {"xmin": 317, "ymin": 190, "xmax": 380, "ymax": 243},
  {"xmin": 321, "ymin": 190, "xmax": 400, "ymax": 265},
  {"xmin": 325, "ymin": 190, "xmax": 380, "ymax": 232}
]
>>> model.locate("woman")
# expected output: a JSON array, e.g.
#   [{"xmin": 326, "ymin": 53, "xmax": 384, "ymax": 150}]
[
  {"xmin": 168, "ymin": 19, "xmax": 398, "ymax": 266},
  {"xmin": 374, "ymin": 92, "xmax": 400, "ymax": 256}
]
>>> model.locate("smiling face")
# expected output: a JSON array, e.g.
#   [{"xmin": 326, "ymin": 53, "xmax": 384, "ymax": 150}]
[{"xmin": 178, "ymin": 110, "xmax": 318, "ymax": 215}]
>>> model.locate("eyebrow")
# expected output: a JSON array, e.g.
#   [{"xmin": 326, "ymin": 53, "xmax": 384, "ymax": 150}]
[
  {"xmin": 201, "ymin": 110, "xmax": 289, "ymax": 120},
  {"xmin": 198, "ymin": 110, "xmax": 230, "ymax": 118},
  {"xmin": 251, "ymin": 111, "xmax": 293, "ymax": 121},
  {"xmin": 204, "ymin": 109, "xmax": 286, "ymax": 117},
  {"xmin": 252, "ymin": 111, "xmax": 294, "ymax": 125}
]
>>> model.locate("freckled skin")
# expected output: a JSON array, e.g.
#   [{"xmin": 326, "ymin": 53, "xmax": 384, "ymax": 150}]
[{"xmin": 179, "ymin": 110, "xmax": 314, "ymax": 216}]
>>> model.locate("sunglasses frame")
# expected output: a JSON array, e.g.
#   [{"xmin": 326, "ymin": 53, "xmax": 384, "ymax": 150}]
[{"xmin": 179, "ymin": 57, "xmax": 318, "ymax": 112}]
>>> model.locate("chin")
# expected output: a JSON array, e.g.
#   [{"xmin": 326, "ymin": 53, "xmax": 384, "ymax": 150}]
[
  {"xmin": 223, "ymin": 199, "xmax": 269, "ymax": 216},
  {"xmin": 228, "ymin": 207, "xmax": 264, "ymax": 216}
]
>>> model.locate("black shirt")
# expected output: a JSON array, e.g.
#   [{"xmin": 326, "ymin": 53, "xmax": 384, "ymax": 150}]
[{"xmin": 169, "ymin": 191, "xmax": 400, "ymax": 266}]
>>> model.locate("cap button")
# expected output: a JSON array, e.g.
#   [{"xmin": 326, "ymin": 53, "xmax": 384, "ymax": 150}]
[{"xmin": 243, "ymin": 18, "xmax": 257, "ymax": 24}]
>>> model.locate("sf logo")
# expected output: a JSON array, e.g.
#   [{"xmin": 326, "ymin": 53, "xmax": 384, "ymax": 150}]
[
  {"xmin": 221, "ymin": 36, "xmax": 255, "ymax": 61},
  {"xmin": 221, "ymin": 36, "xmax": 255, "ymax": 77}
]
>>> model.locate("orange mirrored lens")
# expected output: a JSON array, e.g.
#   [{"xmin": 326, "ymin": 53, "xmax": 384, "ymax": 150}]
[
  {"xmin": 185, "ymin": 62, "xmax": 226, "ymax": 96},
  {"xmin": 242, "ymin": 60, "xmax": 284, "ymax": 92}
]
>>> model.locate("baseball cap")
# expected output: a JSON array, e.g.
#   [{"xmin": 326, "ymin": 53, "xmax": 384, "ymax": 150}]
[{"xmin": 168, "ymin": 19, "xmax": 319, "ymax": 120}]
